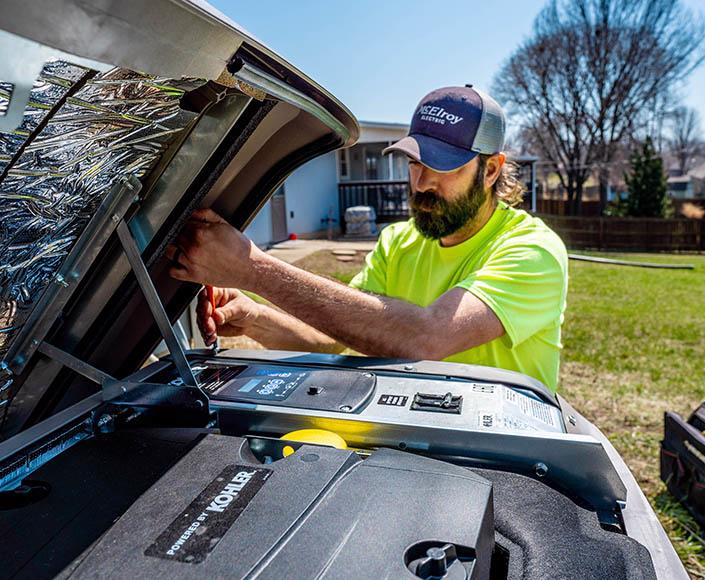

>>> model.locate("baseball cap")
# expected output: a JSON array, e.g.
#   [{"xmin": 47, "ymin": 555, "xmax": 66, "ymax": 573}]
[{"xmin": 383, "ymin": 85, "xmax": 506, "ymax": 172}]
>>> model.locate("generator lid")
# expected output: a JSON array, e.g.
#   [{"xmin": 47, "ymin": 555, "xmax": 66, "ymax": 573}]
[{"xmin": 0, "ymin": 0, "xmax": 358, "ymax": 440}]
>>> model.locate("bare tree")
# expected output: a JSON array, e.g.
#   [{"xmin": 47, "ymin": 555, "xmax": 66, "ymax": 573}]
[
  {"xmin": 493, "ymin": 0, "xmax": 705, "ymax": 215},
  {"xmin": 667, "ymin": 106, "xmax": 702, "ymax": 175}
]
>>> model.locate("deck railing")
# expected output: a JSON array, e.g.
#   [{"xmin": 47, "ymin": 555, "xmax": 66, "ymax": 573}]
[{"xmin": 338, "ymin": 180, "xmax": 409, "ymax": 232}]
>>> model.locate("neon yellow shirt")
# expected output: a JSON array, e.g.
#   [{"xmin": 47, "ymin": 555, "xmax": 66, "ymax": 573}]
[{"xmin": 349, "ymin": 202, "xmax": 568, "ymax": 391}]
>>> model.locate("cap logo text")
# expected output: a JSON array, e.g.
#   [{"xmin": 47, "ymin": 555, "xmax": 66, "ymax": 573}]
[{"xmin": 417, "ymin": 105, "xmax": 463, "ymax": 125}]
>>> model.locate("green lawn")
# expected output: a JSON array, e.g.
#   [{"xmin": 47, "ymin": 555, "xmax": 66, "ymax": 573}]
[
  {"xmin": 295, "ymin": 248, "xmax": 705, "ymax": 577},
  {"xmin": 561, "ymin": 252, "xmax": 705, "ymax": 578}
]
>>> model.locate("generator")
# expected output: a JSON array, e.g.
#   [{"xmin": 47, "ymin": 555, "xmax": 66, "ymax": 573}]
[{"xmin": 0, "ymin": 1, "xmax": 686, "ymax": 578}]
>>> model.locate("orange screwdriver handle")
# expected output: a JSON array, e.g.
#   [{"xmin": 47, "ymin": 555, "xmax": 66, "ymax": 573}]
[{"xmin": 206, "ymin": 285, "xmax": 219, "ymax": 351}]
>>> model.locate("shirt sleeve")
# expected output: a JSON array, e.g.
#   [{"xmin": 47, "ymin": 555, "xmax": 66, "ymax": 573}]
[
  {"xmin": 348, "ymin": 224, "xmax": 399, "ymax": 294},
  {"xmin": 455, "ymin": 243, "xmax": 567, "ymax": 348}
]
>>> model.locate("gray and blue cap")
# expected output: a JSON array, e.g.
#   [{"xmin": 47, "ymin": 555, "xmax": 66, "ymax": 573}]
[{"xmin": 384, "ymin": 85, "xmax": 506, "ymax": 172}]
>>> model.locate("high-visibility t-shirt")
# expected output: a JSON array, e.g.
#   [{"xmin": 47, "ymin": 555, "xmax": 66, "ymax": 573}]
[{"xmin": 348, "ymin": 201, "xmax": 568, "ymax": 391}]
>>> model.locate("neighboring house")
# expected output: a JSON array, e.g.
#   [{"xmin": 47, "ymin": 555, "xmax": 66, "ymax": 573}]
[
  {"xmin": 667, "ymin": 163, "xmax": 705, "ymax": 199},
  {"xmin": 246, "ymin": 121, "xmax": 537, "ymax": 245}
]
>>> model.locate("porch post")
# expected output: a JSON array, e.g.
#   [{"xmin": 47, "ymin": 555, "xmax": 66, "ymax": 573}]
[
  {"xmin": 387, "ymin": 141, "xmax": 394, "ymax": 180},
  {"xmin": 531, "ymin": 160, "xmax": 537, "ymax": 213}
]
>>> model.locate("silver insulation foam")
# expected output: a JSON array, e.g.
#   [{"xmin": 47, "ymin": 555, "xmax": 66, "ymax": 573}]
[
  {"xmin": 0, "ymin": 64, "xmax": 201, "ymax": 413},
  {"xmin": 0, "ymin": 60, "xmax": 90, "ymax": 174}
]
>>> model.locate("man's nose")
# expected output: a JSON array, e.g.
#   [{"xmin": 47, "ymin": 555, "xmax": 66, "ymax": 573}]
[{"xmin": 413, "ymin": 165, "xmax": 440, "ymax": 193}]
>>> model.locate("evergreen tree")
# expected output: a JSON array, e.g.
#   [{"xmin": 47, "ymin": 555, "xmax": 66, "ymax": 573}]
[{"xmin": 625, "ymin": 137, "xmax": 669, "ymax": 217}]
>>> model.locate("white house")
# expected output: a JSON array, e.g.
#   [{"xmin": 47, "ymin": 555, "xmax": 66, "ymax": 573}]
[
  {"xmin": 245, "ymin": 121, "xmax": 409, "ymax": 246},
  {"xmin": 246, "ymin": 120, "xmax": 538, "ymax": 246}
]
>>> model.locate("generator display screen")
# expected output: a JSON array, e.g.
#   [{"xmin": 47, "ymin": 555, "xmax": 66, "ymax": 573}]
[{"xmin": 207, "ymin": 366, "xmax": 310, "ymax": 402}]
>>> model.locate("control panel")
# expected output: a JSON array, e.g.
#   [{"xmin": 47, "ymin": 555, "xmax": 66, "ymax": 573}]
[{"xmin": 146, "ymin": 358, "xmax": 564, "ymax": 435}]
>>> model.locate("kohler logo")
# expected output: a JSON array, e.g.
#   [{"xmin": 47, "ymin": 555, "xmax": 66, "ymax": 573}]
[
  {"xmin": 206, "ymin": 470, "xmax": 257, "ymax": 513},
  {"xmin": 417, "ymin": 105, "xmax": 463, "ymax": 125}
]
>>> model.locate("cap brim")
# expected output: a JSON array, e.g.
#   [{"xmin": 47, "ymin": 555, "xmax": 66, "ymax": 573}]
[{"xmin": 383, "ymin": 134, "xmax": 478, "ymax": 173}]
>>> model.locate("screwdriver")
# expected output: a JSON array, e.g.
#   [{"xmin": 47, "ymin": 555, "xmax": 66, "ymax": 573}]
[{"xmin": 206, "ymin": 285, "xmax": 219, "ymax": 353}]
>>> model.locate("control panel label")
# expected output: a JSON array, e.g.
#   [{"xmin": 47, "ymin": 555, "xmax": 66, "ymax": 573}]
[
  {"xmin": 377, "ymin": 394, "xmax": 408, "ymax": 407},
  {"xmin": 504, "ymin": 388, "xmax": 556, "ymax": 427},
  {"xmin": 232, "ymin": 367, "xmax": 310, "ymax": 401},
  {"xmin": 145, "ymin": 465, "xmax": 271, "ymax": 564}
]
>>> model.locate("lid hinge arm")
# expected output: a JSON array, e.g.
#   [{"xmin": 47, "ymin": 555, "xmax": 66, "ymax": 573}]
[
  {"xmin": 37, "ymin": 341, "xmax": 115, "ymax": 386},
  {"xmin": 115, "ymin": 221, "xmax": 198, "ymax": 387}
]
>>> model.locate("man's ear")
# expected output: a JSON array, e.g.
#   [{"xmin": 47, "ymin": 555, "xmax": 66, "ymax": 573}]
[{"xmin": 484, "ymin": 153, "xmax": 506, "ymax": 190}]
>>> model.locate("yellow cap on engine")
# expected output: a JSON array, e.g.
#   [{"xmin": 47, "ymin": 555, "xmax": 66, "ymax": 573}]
[{"xmin": 280, "ymin": 429, "xmax": 348, "ymax": 457}]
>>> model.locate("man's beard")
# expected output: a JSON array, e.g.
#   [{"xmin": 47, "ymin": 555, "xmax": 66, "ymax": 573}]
[{"xmin": 409, "ymin": 169, "xmax": 488, "ymax": 240}]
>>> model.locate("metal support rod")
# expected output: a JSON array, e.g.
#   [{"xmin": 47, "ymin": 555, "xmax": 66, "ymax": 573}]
[
  {"xmin": 116, "ymin": 221, "xmax": 198, "ymax": 387},
  {"xmin": 38, "ymin": 342, "xmax": 115, "ymax": 386}
]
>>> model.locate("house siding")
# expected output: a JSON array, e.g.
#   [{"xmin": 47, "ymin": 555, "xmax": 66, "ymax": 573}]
[
  {"xmin": 244, "ymin": 200, "xmax": 273, "ymax": 247},
  {"xmin": 284, "ymin": 151, "xmax": 338, "ymax": 236}
]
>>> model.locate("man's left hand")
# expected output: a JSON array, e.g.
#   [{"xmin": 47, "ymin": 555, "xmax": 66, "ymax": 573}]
[{"xmin": 166, "ymin": 208, "xmax": 263, "ymax": 289}]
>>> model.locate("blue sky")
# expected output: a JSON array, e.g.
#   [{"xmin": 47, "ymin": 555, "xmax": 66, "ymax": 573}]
[{"xmin": 209, "ymin": 0, "xmax": 705, "ymax": 130}]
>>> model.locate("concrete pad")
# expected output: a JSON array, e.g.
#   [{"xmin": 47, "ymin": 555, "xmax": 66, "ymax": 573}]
[{"xmin": 267, "ymin": 239, "xmax": 376, "ymax": 264}]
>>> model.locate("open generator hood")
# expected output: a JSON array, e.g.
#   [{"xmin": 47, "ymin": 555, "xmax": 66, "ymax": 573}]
[{"xmin": 0, "ymin": 0, "xmax": 359, "ymax": 440}]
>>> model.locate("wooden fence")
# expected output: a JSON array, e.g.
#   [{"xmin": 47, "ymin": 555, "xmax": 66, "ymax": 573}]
[
  {"xmin": 526, "ymin": 198, "xmax": 705, "ymax": 218},
  {"xmin": 539, "ymin": 215, "xmax": 705, "ymax": 251},
  {"xmin": 527, "ymin": 199, "xmax": 602, "ymax": 216}
]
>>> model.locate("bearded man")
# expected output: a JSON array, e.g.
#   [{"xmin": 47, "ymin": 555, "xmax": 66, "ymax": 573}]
[{"xmin": 168, "ymin": 85, "xmax": 568, "ymax": 391}]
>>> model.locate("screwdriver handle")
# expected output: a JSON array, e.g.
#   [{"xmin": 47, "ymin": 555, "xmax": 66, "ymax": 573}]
[
  {"xmin": 206, "ymin": 285, "xmax": 216, "ymax": 312},
  {"xmin": 206, "ymin": 285, "xmax": 219, "ymax": 352}
]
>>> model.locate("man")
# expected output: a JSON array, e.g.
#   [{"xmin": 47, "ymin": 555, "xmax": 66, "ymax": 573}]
[{"xmin": 167, "ymin": 85, "xmax": 568, "ymax": 391}]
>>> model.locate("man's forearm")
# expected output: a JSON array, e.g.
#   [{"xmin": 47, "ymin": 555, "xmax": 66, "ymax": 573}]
[
  {"xmin": 247, "ymin": 255, "xmax": 437, "ymax": 359},
  {"xmin": 247, "ymin": 303, "xmax": 344, "ymax": 354}
]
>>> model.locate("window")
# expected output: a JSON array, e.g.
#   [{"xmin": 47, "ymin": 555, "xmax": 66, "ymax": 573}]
[
  {"xmin": 338, "ymin": 148, "xmax": 349, "ymax": 179},
  {"xmin": 362, "ymin": 143, "xmax": 390, "ymax": 180},
  {"xmin": 391, "ymin": 150, "xmax": 409, "ymax": 181}
]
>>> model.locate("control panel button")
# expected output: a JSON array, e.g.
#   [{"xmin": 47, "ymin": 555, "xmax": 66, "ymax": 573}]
[{"xmin": 411, "ymin": 392, "xmax": 463, "ymax": 414}]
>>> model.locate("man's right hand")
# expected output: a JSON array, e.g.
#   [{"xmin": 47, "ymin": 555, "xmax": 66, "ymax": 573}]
[{"xmin": 196, "ymin": 287, "xmax": 261, "ymax": 346}]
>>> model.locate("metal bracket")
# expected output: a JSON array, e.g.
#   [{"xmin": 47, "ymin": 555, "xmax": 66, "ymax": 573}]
[
  {"xmin": 104, "ymin": 381, "xmax": 208, "ymax": 426},
  {"xmin": 37, "ymin": 342, "xmax": 115, "ymax": 386},
  {"xmin": 116, "ymin": 221, "xmax": 198, "ymax": 387}
]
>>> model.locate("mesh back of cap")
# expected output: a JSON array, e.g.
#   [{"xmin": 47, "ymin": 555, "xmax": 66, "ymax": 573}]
[{"xmin": 471, "ymin": 88, "xmax": 505, "ymax": 154}]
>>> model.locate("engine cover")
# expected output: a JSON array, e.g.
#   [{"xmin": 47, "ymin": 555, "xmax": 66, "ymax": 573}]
[{"xmin": 62, "ymin": 435, "xmax": 495, "ymax": 580}]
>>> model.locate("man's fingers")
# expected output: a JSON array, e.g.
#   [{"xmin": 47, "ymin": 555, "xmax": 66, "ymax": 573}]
[
  {"xmin": 165, "ymin": 243, "xmax": 191, "ymax": 269},
  {"xmin": 203, "ymin": 315, "xmax": 217, "ymax": 336},
  {"xmin": 169, "ymin": 265, "xmax": 194, "ymax": 282},
  {"xmin": 196, "ymin": 288, "xmax": 211, "ymax": 321},
  {"xmin": 196, "ymin": 287, "xmax": 209, "ymax": 308},
  {"xmin": 217, "ymin": 300, "xmax": 247, "ymax": 325},
  {"xmin": 214, "ymin": 286, "xmax": 230, "ymax": 307},
  {"xmin": 191, "ymin": 207, "xmax": 227, "ymax": 224},
  {"xmin": 165, "ymin": 243, "xmax": 183, "ymax": 263},
  {"xmin": 212, "ymin": 307, "xmax": 226, "ymax": 325},
  {"xmin": 175, "ymin": 231, "xmax": 196, "ymax": 253}
]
